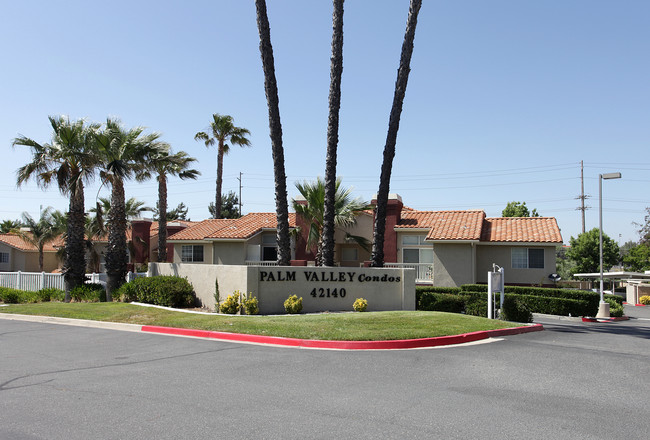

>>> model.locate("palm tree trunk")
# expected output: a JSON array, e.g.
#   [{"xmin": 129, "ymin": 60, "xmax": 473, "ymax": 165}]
[
  {"xmin": 38, "ymin": 244, "xmax": 44, "ymax": 272},
  {"xmin": 106, "ymin": 179, "xmax": 127, "ymax": 300},
  {"xmin": 215, "ymin": 140, "xmax": 225, "ymax": 219},
  {"xmin": 371, "ymin": 0, "xmax": 422, "ymax": 267},
  {"xmin": 64, "ymin": 183, "xmax": 86, "ymax": 301},
  {"xmin": 256, "ymin": 0, "xmax": 291, "ymax": 266},
  {"xmin": 157, "ymin": 172, "xmax": 168, "ymax": 262},
  {"xmin": 322, "ymin": 0, "xmax": 345, "ymax": 267}
]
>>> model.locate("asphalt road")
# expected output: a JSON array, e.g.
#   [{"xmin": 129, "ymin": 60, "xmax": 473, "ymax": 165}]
[{"xmin": 1, "ymin": 306, "xmax": 649, "ymax": 440}]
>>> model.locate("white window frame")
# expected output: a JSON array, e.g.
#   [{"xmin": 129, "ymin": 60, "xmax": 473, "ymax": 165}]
[
  {"xmin": 511, "ymin": 248, "xmax": 544, "ymax": 269},
  {"xmin": 401, "ymin": 235, "xmax": 433, "ymax": 264},
  {"xmin": 181, "ymin": 245, "xmax": 204, "ymax": 262}
]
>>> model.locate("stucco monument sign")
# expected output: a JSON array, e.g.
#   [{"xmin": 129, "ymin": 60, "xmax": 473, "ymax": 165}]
[
  {"xmin": 253, "ymin": 267, "xmax": 415, "ymax": 314},
  {"xmin": 149, "ymin": 263, "xmax": 415, "ymax": 314}
]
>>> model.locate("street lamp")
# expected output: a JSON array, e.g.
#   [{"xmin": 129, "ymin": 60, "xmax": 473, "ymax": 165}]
[{"xmin": 598, "ymin": 171, "xmax": 622, "ymax": 318}]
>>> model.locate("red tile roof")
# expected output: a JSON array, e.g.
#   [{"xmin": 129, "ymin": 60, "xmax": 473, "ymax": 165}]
[
  {"xmin": 481, "ymin": 217, "xmax": 563, "ymax": 243},
  {"xmin": 168, "ymin": 213, "xmax": 297, "ymax": 241},
  {"xmin": 0, "ymin": 233, "xmax": 60, "ymax": 252},
  {"xmin": 397, "ymin": 210, "xmax": 486, "ymax": 241}
]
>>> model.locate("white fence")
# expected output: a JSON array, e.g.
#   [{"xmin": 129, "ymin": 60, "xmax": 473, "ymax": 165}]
[
  {"xmin": 0, "ymin": 271, "xmax": 147, "ymax": 291},
  {"xmin": 382, "ymin": 263, "xmax": 433, "ymax": 284}
]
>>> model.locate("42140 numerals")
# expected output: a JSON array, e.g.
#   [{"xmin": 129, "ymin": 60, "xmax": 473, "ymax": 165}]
[{"xmin": 310, "ymin": 287, "xmax": 347, "ymax": 298}]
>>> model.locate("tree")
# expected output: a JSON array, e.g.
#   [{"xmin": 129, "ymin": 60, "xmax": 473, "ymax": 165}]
[
  {"xmin": 208, "ymin": 191, "xmax": 241, "ymax": 219},
  {"xmin": 371, "ymin": 0, "xmax": 422, "ymax": 267},
  {"xmin": 622, "ymin": 243, "xmax": 650, "ymax": 272},
  {"xmin": 17, "ymin": 207, "xmax": 62, "ymax": 271},
  {"xmin": 139, "ymin": 147, "xmax": 199, "ymax": 262},
  {"xmin": 155, "ymin": 202, "xmax": 190, "ymax": 221},
  {"xmin": 0, "ymin": 219, "xmax": 23, "ymax": 233},
  {"xmin": 91, "ymin": 197, "xmax": 152, "ymax": 223},
  {"xmin": 502, "ymin": 201, "xmax": 540, "ymax": 217},
  {"xmin": 194, "ymin": 114, "xmax": 250, "ymax": 219},
  {"xmin": 566, "ymin": 228, "xmax": 620, "ymax": 275},
  {"xmin": 255, "ymin": 0, "xmax": 292, "ymax": 265},
  {"xmin": 14, "ymin": 116, "xmax": 99, "ymax": 300},
  {"xmin": 322, "ymin": 0, "xmax": 345, "ymax": 267},
  {"xmin": 95, "ymin": 118, "xmax": 161, "ymax": 299},
  {"xmin": 635, "ymin": 207, "xmax": 650, "ymax": 244},
  {"xmin": 293, "ymin": 178, "xmax": 369, "ymax": 266}
]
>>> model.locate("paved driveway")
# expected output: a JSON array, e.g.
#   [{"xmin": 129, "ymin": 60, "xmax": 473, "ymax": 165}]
[{"xmin": 1, "ymin": 306, "xmax": 648, "ymax": 440}]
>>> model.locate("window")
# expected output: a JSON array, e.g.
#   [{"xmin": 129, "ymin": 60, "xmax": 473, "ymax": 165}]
[
  {"xmin": 401, "ymin": 235, "xmax": 433, "ymax": 264},
  {"xmin": 0, "ymin": 252, "xmax": 8, "ymax": 263},
  {"xmin": 340, "ymin": 247, "xmax": 358, "ymax": 262},
  {"xmin": 181, "ymin": 245, "xmax": 204, "ymax": 262},
  {"xmin": 261, "ymin": 234, "xmax": 278, "ymax": 261},
  {"xmin": 511, "ymin": 248, "xmax": 544, "ymax": 269}
]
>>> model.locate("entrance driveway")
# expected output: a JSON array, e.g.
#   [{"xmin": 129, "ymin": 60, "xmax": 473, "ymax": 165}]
[{"xmin": 1, "ymin": 306, "xmax": 648, "ymax": 439}]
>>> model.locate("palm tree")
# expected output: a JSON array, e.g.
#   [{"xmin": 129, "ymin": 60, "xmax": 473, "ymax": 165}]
[
  {"xmin": 13, "ymin": 116, "xmax": 99, "ymax": 300},
  {"xmin": 371, "ymin": 0, "xmax": 422, "ymax": 267},
  {"xmin": 322, "ymin": 0, "xmax": 345, "ymax": 267},
  {"xmin": 95, "ymin": 118, "xmax": 162, "ymax": 299},
  {"xmin": 293, "ymin": 178, "xmax": 369, "ymax": 266},
  {"xmin": 91, "ymin": 197, "xmax": 153, "ymax": 223},
  {"xmin": 138, "ymin": 146, "xmax": 199, "ymax": 262},
  {"xmin": 255, "ymin": 0, "xmax": 292, "ymax": 265},
  {"xmin": 17, "ymin": 208, "xmax": 62, "ymax": 271},
  {"xmin": 0, "ymin": 219, "xmax": 23, "ymax": 233},
  {"xmin": 194, "ymin": 114, "xmax": 250, "ymax": 219}
]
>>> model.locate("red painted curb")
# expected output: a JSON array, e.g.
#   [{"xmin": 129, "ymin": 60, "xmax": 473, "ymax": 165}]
[
  {"xmin": 582, "ymin": 316, "xmax": 629, "ymax": 323},
  {"xmin": 141, "ymin": 323, "xmax": 543, "ymax": 350}
]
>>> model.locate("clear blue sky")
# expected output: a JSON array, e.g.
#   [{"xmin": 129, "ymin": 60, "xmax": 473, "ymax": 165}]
[{"xmin": 1, "ymin": 0, "xmax": 648, "ymax": 245}]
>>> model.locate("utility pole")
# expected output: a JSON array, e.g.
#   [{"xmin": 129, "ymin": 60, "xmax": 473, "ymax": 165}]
[
  {"xmin": 237, "ymin": 172, "xmax": 243, "ymax": 216},
  {"xmin": 575, "ymin": 160, "xmax": 590, "ymax": 233}
]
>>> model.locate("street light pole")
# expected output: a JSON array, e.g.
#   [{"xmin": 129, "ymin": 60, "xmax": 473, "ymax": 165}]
[{"xmin": 598, "ymin": 171, "xmax": 622, "ymax": 318}]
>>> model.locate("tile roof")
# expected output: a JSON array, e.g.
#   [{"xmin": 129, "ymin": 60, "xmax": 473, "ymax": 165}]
[
  {"xmin": 168, "ymin": 213, "xmax": 297, "ymax": 241},
  {"xmin": 481, "ymin": 217, "xmax": 563, "ymax": 243},
  {"xmin": 0, "ymin": 233, "xmax": 60, "ymax": 252},
  {"xmin": 397, "ymin": 210, "xmax": 486, "ymax": 241}
]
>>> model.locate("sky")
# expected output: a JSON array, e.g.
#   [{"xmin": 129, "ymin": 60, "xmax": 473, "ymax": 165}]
[{"xmin": 1, "ymin": 0, "xmax": 648, "ymax": 246}]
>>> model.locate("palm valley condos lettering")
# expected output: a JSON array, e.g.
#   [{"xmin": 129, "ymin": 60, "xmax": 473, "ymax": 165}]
[{"xmin": 259, "ymin": 270, "xmax": 401, "ymax": 283}]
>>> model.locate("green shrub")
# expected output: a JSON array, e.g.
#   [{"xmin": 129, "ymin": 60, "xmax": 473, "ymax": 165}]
[
  {"xmin": 220, "ymin": 291, "xmax": 241, "ymax": 314},
  {"xmin": 464, "ymin": 298, "xmax": 488, "ymax": 317},
  {"xmin": 0, "ymin": 287, "xmax": 22, "ymax": 304},
  {"xmin": 461, "ymin": 284, "xmax": 488, "ymax": 293},
  {"xmin": 37, "ymin": 287, "xmax": 65, "ymax": 302},
  {"xmin": 284, "ymin": 295, "xmax": 303, "ymax": 314},
  {"xmin": 604, "ymin": 293, "xmax": 624, "ymax": 306},
  {"xmin": 114, "ymin": 276, "xmax": 196, "ymax": 308},
  {"xmin": 243, "ymin": 295, "xmax": 259, "ymax": 315},
  {"xmin": 416, "ymin": 286, "xmax": 462, "ymax": 306},
  {"xmin": 501, "ymin": 296, "xmax": 533, "ymax": 323},
  {"xmin": 214, "ymin": 277, "xmax": 221, "ymax": 310},
  {"xmin": 353, "ymin": 298, "xmax": 368, "ymax": 312},
  {"xmin": 70, "ymin": 284, "xmax": 105, "ymax": 302},
  {"xmin": 418, "ymin": 292, "xmax": 465, "ymax": 313},
  {"xmin": 640, "ymin": 295, "xmax": 650, "ymax": 305},
  {"xmin": 605, "ymin": 298, "xmax": 624, "ymax": 318}
]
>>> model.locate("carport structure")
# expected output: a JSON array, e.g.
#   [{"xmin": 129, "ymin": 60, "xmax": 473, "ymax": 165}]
[{"xmin": 573, "ymin": 271, "xmax": 650, "ymax": 304}]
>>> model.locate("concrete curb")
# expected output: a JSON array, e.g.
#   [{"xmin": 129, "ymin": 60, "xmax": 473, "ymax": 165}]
[
  {"xmin": 0, "ymin": 312, "xmax": 543, "ymax": 350},
  {"xmin": 141, "ymin": 323, "xmax": 544, "ymax": 350}
]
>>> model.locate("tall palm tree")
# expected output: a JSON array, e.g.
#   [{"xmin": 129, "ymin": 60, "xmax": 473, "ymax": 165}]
[
  {"xmin": 371, "ymin": 0, "xmax": 422, "ymax": 267},
  {"xmin": 255, "ymin": 0, "xmax": 292, "ymax": 266},
  {"xmin": 322, "ymin": 0, "xmax": 345, "ymax": 267},
  {"xmin": 194, "ymin": 114, "xmax": 250, "ymax": 219},
  {"xmin": 293, "ymin": 178, "xmax": 369, "ymax": 266},
  {"xmin": 0, "ymin": 219, "xmax": 23, "ymax": 233},
  {"xmin": 18, "ymin": 207, "xmax": 62, "ymax": 272},
  {"xmin": 95, "ymin": 118, "xmax": 161, "ymax": 299},
  {"xmin": 13, "ymin": 116, "xmax": 99, "ymax": 300},
  {"xmin": 138, "ymin": 145, "xmax": 199, "ymax": 262}
]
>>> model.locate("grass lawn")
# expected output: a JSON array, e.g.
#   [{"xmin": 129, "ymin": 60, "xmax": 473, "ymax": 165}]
[{"xmin": 0, "ymin": 302, "xmax": 520, "ymax": 341}]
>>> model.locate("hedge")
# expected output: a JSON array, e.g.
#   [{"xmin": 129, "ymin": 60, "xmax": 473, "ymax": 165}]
[
  {"xmin": 418, "ymin": 292, "xmax": 466, "ymax": 313},
  {"xmin": 416, "ymin": 286, "xmax": 461, "ymax": 307},
  {"xmin": 115, "ymin": 276, "xmax": 196, "ymax": 308}
]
